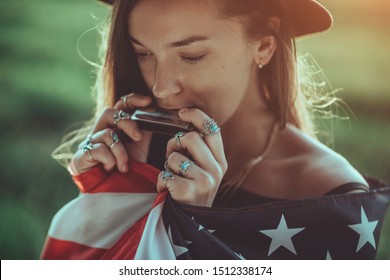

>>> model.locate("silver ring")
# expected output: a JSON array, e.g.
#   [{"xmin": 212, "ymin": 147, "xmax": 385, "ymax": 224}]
[
  {"xmin": 122, "ymin": 95, "xmax": 129, "ymax": 110},
  {"xmin": 109, "ymin": 131, "xmax": 120, "ymax": 149},
  {"xmin": 162, "ymin": 170, "xmax": 175, "ymax": 188},
  {"xmin": 113, "ymin": 110, "xmax": 131, "ymax": 125},
  {"xmin": 175, "ymin": 131, "xmax": 185, "ymax": 149},
  {"xmin": 179, "ymin": 160, "xmax": 194, "ymax": 178},
  {"xmin": 81, "ymin": 140, "xmax": 94, "ymax": 160},
  {"xmin": 121, "ymin": 93, "xmax": 134, "ymax": 110},
  {"xmin": 200, "ymin": 119, "xmax": 220, "ymax": 137}
]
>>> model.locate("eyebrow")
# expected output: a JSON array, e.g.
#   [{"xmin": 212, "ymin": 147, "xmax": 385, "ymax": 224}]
[{"xmin": 128, "ymin": 34, "xmax": 210, "ymax": 49}]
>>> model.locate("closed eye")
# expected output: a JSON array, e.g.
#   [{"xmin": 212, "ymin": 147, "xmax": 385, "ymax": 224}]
[
  {"xmin": 181, "ymin": 54, "xmax": 207, "ymax": 65},
  {"xmin": 135, "ymin": 51, "xmax": 153, "ymax": 60}
]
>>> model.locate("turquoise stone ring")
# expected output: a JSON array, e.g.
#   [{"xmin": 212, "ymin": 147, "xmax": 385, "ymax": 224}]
[
  {"xmin": 179, "ymin": 160, "xmax": 194, "ymax": 177},
  {"xmin": 201, "ymin": 119, "xmax": 221, "ymax": 137}
]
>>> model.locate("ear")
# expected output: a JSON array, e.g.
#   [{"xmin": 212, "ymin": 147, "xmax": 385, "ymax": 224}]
[{"xmin": 254, "ymin": 18, "xmax": 280, "ymax": 67}]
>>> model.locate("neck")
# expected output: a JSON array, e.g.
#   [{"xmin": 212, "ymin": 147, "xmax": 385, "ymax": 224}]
[{"xmin": 221, "ymin": 84, "xmax": 277, "ymax": 181}]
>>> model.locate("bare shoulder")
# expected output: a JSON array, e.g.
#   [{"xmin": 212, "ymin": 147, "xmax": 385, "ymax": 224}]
[{"xmin": 281, "ymin": 124, "xmax": 368, "ymax": 197}]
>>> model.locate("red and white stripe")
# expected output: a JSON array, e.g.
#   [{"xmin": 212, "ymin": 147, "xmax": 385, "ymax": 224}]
[{"xmin": 41, "ymin": 161, "xmax": 175, "ymax": 260}]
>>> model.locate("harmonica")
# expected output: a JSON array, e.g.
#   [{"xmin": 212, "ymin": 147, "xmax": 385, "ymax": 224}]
[{"xmin": 131, "ymin": 107, "xmax": 195, "ymax": 135}]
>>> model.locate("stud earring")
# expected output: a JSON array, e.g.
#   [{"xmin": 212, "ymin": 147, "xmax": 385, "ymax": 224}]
[{"xmin": 258, "ymin": 63, "xmax": 263, "ymax": 69}]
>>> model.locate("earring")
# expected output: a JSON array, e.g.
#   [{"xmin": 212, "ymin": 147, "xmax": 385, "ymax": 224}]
[{"xmin": 258, "ymin": 60, "xmax": 264, "ymax": 69}]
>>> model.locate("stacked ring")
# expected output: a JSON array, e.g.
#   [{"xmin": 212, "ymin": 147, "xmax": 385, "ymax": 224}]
[
  {"xmin": 175, "ymin": 131, "xmax": 185, "ymax": 149},
  {"xmin": 109, "ymin": 131, "xmax": 120, "ymax": 149},
  {"xmin": 179, "ymin": 159, "xmax": 194, "ymax": 178},
  {"xmin": 121, "ymin": 93, "xmax": 134, "ymax": 110},
  {"xmin": 81, "ymin": 140, "xmax": 94, "ymax": 160},
  {"xmin": 200, "ymin": 118, "xmax": 220, "ymax": 137},
  {"xmin": 113, "ymin": 110, "xmax": 131, "ymax": 125},
  {"xmin": 162, "ymin": 170, "xmax": 175, "ymax": 188},
  {"xmin": 121, "ymin": 95, "xmax": 129, "ymax": 110}
]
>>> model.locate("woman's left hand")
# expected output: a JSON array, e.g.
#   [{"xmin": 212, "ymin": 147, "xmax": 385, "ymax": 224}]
[{"xmin": 156, "ymin": 108, "xmax": 228, "ymax": 207}]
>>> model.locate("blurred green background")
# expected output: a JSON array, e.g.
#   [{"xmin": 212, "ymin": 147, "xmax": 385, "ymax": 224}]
[{"xmin": 0, "ymin": 0, "xmax": 389, "ymax": 259}]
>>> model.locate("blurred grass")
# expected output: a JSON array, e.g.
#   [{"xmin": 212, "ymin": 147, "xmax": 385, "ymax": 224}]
[{"xmin": 0, "ymin": 0, "xmax": 389, "ymax": 259}]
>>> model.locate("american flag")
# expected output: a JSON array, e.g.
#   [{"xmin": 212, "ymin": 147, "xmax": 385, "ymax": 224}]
[{"xmin": 41, "ymin": 161, "xmax": 390, "ymax": 260}]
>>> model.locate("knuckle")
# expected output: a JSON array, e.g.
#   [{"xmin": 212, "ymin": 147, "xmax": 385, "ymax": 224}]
[
  {"xmin": 101, "ymin": 107, "xmax": 114, "ymax": 118},
  {"xmin": 198, "ymin": 172, "xmax": 215, "ymax": 187},
  {"xmin": 167, "ymin": 152, "xmax": 181, "ymax": 164},
  {"xmin": 102, "ymin": 128, "xmax": 113, "ymax": 141},
  {"xmin": 93, "ymin": 143, "xmax": 107, "ymax": 154},
  {"xmin": 223, "ymin": 159, "xmax": 228, "ymax": 170},
  {"xmin": 207, "ymin": 164, "xmax": 225, "ymax": 181},
  {"xmin": 185, "ymin": 131, "xmax": 200, "ymax": 142},
  {"xmin": 220, "ymin": 160, "xmax": 228, "ymax": 174},
  {"xmin": 213, "ymin": 166, "xmax": 224, "ymax": 180}
]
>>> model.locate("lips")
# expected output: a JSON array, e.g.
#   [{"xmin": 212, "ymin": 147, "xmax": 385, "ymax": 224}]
[{"xmin": 157, "ymin": 104, "xmax": 196, "ymax": 111}]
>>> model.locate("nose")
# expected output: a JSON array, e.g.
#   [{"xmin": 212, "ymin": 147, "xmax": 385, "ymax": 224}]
[{"xmin": 152, "ymin": 62, "xmax": 182, "ymax": 99}]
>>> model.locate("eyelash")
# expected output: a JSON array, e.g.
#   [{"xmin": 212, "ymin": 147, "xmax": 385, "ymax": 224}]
[
  {"xmin": 181, "ymin": 54, "xmax": 207, "ymax": 65},
  {"xmin": 135, "ymin": 52, "xmax": 207, "ymax": 66},
  {"xmin": 135, "ymin": 52, "xmax": 152, "ymax": 60}
]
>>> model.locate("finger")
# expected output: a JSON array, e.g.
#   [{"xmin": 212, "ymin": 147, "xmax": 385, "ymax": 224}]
[
  {"xmin": 114, "ymin": 93, "xmax": 152, "ymax": 111},
  {"xmin": 89, "ymin": 143, "xmax": 118, "ymax": 171},
  {"xmin": 166, "ymin": 135, "xmax": 221, "ymax": 177},
  {"xmin": 178, "ymin": 108, "xmax": 226, "ymax": 168},
  {"xmin": 157, "ymin": 169, "xmax": 217, "ymax": 206},
  {"xmin": 156, "ymin": 170, "xmax": 193, "ymax": 202},
  {"xmin": 165, "ymin": 152, "xmax": 200, "ymax": 179},
  {"xmin": 92, "ymin": 108, "xmax": 143, "ymax": 142},
  {"xmin": 73, "ymin": 143, "xmax": 116, "ymax": 173},
  {"xmin": 90, "ymin": 129, "xmax": 129, "ymax": 173}
]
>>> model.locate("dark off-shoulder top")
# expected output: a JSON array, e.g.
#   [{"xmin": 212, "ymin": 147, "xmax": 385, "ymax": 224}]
[
  {"xmin": 215, "ymin": 183, "xmax": 370, "ymax": 208},
  {"xmin": 147, "ymin": 134, "xmax": 373, "ymax": 209}
]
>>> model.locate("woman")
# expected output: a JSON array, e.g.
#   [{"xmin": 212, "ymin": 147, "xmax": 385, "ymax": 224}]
[{"xmin": 42, "ymin": 0, "xmax": 390, "ymax": 259}]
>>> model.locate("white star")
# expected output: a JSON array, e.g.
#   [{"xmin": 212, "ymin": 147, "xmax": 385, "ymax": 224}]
[
  {"xmin": 259, "ymin": 214, "xmax": 305, "ymax": 256},
  {"xmin": 168, "ymin": 226, "xmax": 189, "ymax": 257},
  {"xmin": 192, "ymin": 217, "xmax": 215, "ymax": 233},
  {"xmin": 348, "ymin": 206, "xmax": 378, "ymax": 252},
  {"xmin": 235, "ymin": 252, "xmax": 246, "ymax": 260},
  {"xmin": 184, "ymin": 240, "xmax": 192, "ymax": 245},
  {"xmin": 326, "ymin": 251, "xmax": 332, "ymax": 260},
  {"xmin": 192, "ymin": 217, "xmax": 204, "ymax": 231}
]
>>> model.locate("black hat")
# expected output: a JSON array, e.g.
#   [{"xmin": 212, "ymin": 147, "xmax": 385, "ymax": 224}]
[{"xmin": 98, "ymin": 0, "xmax": 332, "ymax": 37}]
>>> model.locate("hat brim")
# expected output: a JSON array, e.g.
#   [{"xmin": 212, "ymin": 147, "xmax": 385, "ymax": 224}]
[
  {"xmin": 286, "ymin": 0, "xmax": 333, "ymax": 37},
  {"xmin": 98, "ymin": 0, "xmax": 332, "ymax": 37}
]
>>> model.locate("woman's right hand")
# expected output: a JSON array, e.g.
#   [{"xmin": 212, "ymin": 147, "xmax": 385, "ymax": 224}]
[{"xmin": 71, "ymin": 93, "xmax": 153, "ymax": 175}]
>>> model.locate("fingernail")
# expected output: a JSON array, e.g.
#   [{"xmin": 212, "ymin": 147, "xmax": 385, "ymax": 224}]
[
  {"xmin": 120, "ymin": 165, "xmax": 128, "ymax": 173},
  {"xmin": 179, "ymin": 108, "xmax": 188, "ymax": 114}
]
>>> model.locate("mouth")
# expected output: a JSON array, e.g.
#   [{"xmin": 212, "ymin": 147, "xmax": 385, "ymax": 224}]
[{"xmin": 157, "ymin": 104, "xmax": 196, "ymax": 111}]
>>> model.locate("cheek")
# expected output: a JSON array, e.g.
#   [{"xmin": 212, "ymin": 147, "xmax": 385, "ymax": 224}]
[
  {"xmin": 205, "ymin": 63, "xmax": 252, "ymax": 122},
  {"xmin": 193, "ymin": 74, "xmax": 243, "ymax": 123},
  {"xmin": 216, "ymin": 62, "xmax": 251, "ymax": 100}
]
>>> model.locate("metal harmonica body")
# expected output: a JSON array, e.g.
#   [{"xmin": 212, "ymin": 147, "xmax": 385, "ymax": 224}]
[{"xmin": 131, "ymin": 107, "xmax": 195, "ymax": 135}]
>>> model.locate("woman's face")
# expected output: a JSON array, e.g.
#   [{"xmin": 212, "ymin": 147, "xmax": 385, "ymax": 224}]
[{"xmin": 128, "ymin": 0, "xmax": 260, "ymax": 124}]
